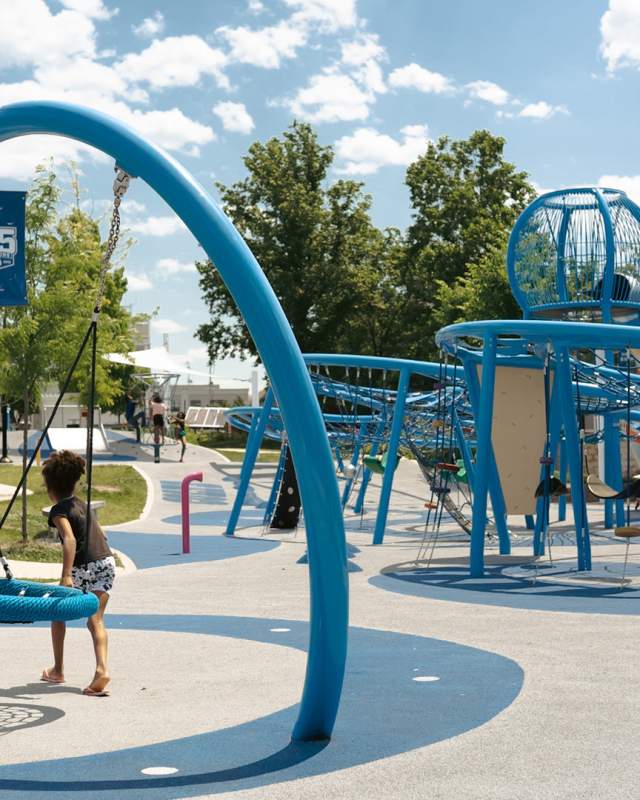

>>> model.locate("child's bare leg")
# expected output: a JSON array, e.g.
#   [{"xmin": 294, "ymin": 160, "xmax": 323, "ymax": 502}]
[
  {"xmin": 43, "ymin": 621, "xmax": 66, "ymax": 682},
  {"xmin": 84, "ymin": 591, "xmax": 110, "ymax": 694}
]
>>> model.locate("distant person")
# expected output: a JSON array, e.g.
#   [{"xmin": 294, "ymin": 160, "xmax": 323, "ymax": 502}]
[
  {"xmin": 40, "ymin": 450, "xmax": 114, "ymax": 697},
  {"xmin": 170, "ymin": 411, "xmax": 187, "ymax": 462},
  {"xmin": 149, "ymin": 394, "xmax": 166, "ymax": 445},
  {"xmin": 124, "ymin": 392, "xmax": 145, "ymax": 443}
]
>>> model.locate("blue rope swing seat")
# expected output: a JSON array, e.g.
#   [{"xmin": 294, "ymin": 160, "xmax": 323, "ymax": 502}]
[{"xmin": 0, "ymin": 579, "xmax": 98, "ymax": 624}]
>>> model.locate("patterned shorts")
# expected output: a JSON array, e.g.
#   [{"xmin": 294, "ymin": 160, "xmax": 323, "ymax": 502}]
[{"xmin": 72, "ymin": 557, "xmax": 116, "ymax": 593}]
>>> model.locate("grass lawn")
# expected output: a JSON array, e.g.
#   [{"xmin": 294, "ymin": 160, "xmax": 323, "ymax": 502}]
[
  {"xmin": 214, "ymin": 448, "xmax": 281, "ymax": 463},
  {"xmin": 0, "ymin": 464, "xmax": 147, "ymax": 562}
]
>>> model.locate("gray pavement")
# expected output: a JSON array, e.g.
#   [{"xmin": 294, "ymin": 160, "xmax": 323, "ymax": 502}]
[{"xmin": 1, "ymin": 436, "xmax": 639, "ymax": 799}]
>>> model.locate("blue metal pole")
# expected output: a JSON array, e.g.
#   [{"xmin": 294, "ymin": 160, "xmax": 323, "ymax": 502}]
[
  {"xmin": 452, "ymin": 405, "xmax": 474, "ymax": 492},
  {"xmin": 226, "ymin": 390, "xmax": 274, "ymax": 536},
  {"xmin": 556, "ymin": 346, "xmax": 591, "ymax": 571},
  {"xmin": 462, "ymin": 359, "xmax": 510, "ymax": 555},
  {"xmin": 469, "ymin": 335, "xmax": 497, "ymax": 577},
  {"xmin": 353, "ymin": 414, "xmax": 386, "ymax": 514},
  {"xmin": 342, "ymin": 421, "xmax": 366, "ymax": 508},
  {"xmin": 525, "ymin": 514, "xmax": 535, "ymax": 530},
  {"xmin": 558, "ymin": 435, "xmax": 567, "ymax": 522},
  {"xmin": 533, "ymin": 368, "xmax": 562, "ymax": 557},
  {"xmin": 0, "ymin": 101, "xmax": 348, "ymax": 742},
  {"xmin": 604, "ymin": 412, "xmax": 625, "ymax": 528},
  {"xmin": 372, "ymin": 368, "xmax": 410, "ymax": 545}
]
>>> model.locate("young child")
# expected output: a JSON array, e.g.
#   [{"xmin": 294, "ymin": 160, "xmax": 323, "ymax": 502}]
[
  {"xmin": 40, "ymin": 450, "xmax": 115, "ymax": 697},
  {"xmin": 170, "ymin": 411, "xmax": 187, "ymax": 462},
  {"xmin": 149, "ymin": 393, "xmax": 166, "ymax": 446}
]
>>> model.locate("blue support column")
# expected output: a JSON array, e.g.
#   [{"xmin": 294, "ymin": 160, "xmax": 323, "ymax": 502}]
[
  {"xmin": 558, "ymin": 435, "xmax": 567, "ymax": 522},
  {"xmin": 533, "ymin": 370, "xmax": 562, "ymax": 557},
  {"xmin": 372, "ymin": 368, "xmax": 410, "ymax": 545},
  {"xmin": 525, "ymin": 514, "xmax": 535, "ymax": 530},
  {"xmin": 463, "ymin": 359, "xmax": 510, "ymax": 555},
  {"xmin": 341, "ymin": 421, "xmax": 366, "ymax": 507},
  {"xmin": 225, "ymin": 388, "xmax": 274, "ymax": 536},
  {"xmin": 604, "ymin": 412, "xmax": 625, "ymax": 528},
  {"xmin": 469, "ymin": 336, "xmax": 498, "ymax": 577},
  {"xmin": 556, "ymin": 347, "xmax": 591, "ymax": 571},
  {"xmin": 353, "ymin": 414, "xmax": 386, "ymax": 515},
  {"xmin": 453, "ymin": 405, "xmax": 474, "ymax": 491}
]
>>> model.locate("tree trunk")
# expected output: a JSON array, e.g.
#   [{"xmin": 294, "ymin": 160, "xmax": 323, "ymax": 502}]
[{"xmin": 21, "ymin": 386, "xmax": 28, "ymax": 543}]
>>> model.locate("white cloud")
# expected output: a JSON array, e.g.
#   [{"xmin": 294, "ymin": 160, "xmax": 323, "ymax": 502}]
[
  {"xmin": 0, "ymin": 0, "xmax": 98, "ymax": 68},
  {"xmin": 247, "ymin": 0, "xmax": 264, "ymax": 12},
  {"xmin": 283, "ymin": 0, "xmax": 358, "ymax": 31},
  {"xmin": 126, "ymin": 273, "xmax": 153, "ymax": 291},
  {"xmin": 217, "ymin": 20, "xmax": 306, "ymax": 69},
  {"xmin": 59, "ymin": 0, "xmax": 115, "ymax": 19},
  {"xmin": 156, "ymin": 258, "xmax": 198, "ymax": 276},
  {"xmin": 599, "ymin": 174, "xmax": 640, "ymax": 204},
  {"xmin": 125, "ymin": 108, "xmax": 216, "ymax": 154},
  {"xmin": 334, "ymin": 124, "xmax": 430, "ymax": 175},
  {"xmin": 117, "ymin": 36, "xmax": 229, "ymax": 90},
  {"xmin": 213, "ymin": 101, "xmax": 255, "ymax": 134},
  {"xmin": 340, "ymin": 33, "xmax": 387, "ymax": 95},
  {"xmin": 287, "ymin": 70, "xmax": 374, "ymax": 123},
  {"xmin": 151, "ymin": 318, "xmax": 187, "ymax": 334},
  {"xmin": 466, "ymin": 80, "xmax": 510, "ymax": 106},
  {"xmin": 518, "ymin": 101, "xmax": 568, "ymax": 120},
  {"xmin": 389, "ymin": 63, "xmax": 453, "ymax": 94},
  {"xmin": 121, "ymin": 199, "xmax": 147, "ymax": 216},
  {"xmin": 132, "ymin": 11, "xmax": 165, "ymax": 39},
  {"xmin": 0, "ymin": 135, "xmax": 105, "ymax": 181},
  {"xmin": 600, "ymin": 0, "xmax": 640, "ymax": 72},
  {"xmin": 128, "ymin": 216, "xmax": 186, "ymax": 237}
]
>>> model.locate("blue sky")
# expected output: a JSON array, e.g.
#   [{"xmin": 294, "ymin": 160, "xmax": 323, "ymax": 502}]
[{"xmin": 1, "ymin": 0, "xmax": 639, "ymax": 379}]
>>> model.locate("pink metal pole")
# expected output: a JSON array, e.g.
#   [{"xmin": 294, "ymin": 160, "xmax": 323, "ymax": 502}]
[{"xmin": 181, "ymin": 471, "xmax": 203, "ymax": 554}]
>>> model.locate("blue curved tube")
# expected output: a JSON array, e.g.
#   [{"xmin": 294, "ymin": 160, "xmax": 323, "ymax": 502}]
[{"xmin": 0, "ymin": 101, "xmax": 348, "ymax": 741}]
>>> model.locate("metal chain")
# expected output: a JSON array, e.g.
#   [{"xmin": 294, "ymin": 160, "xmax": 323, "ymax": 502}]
[{"xmin": 94, "ymin": 166, "xmax": 131, "ymax": 315}]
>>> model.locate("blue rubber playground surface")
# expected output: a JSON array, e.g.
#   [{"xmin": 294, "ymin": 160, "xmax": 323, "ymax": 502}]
[
  {"xmin": 372, "ymin": 560, "xmax": 640, "ymax": 615},
  {"xmin": 106, "ymin": 531, "xmax": 279, "ymax": 570},
  {"xmin": 0, "ymin": 614, "xmax": 523, "ymax": 800}
]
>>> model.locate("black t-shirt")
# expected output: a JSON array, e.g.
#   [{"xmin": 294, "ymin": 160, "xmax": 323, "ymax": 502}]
[{"xmin": 48, "ymin": 496, "xmax": 112, "ymax": 567}]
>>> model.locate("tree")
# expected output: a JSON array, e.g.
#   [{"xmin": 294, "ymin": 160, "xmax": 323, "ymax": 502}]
[
  {"xmin": 0, "ymin": 165, "xmax": 135, "ymax": 540},
  {"xmin": 390, "ymin": 130, "xmax": 535, "ymax": 359},
  {"xmin": 432, "ymin": 237, "xmax": 523, "ymax": 331},
  {"xmin": 196, "ymin": 122, "xmax": 397, "ymax": 362}
]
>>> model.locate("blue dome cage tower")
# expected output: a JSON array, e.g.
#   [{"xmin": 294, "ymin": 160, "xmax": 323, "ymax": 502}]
[{"xmin": 507, "ymin": 187, "xmax": 640, "ymax": 323}]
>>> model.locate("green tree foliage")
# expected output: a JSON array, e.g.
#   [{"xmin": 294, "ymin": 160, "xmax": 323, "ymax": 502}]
[
  {"xmin": 392, "ymin": 130, "xmax": 535, "ymax": 358},
  {"xmin": 197, "ymin": 122, "xmax": 399, "ymax": 361},
  {"xmin": 0, "ymin": 165, "xmax": 135, "ymax": 538},
  {"xmin": 196, "ymin": 125, "xmax": 536, "ymax": 365},
  {"xmin": 432, "ymin": 238, "xmax": 522, "ymax": 330}
]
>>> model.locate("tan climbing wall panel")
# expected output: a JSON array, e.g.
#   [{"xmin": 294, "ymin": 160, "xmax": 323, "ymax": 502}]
[{"xmin": 478, "ymin": 365, "xmax": 547, "ymax": 515}]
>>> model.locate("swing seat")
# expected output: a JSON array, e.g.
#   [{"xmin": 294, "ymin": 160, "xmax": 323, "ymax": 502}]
[
  {"xmin": 0, "ymin": 579, "xmax": 99, "ymax": 624},
  {"xmin": 586, "ymin": 475, "xmax": 640, "ymax": 501},
  {"xmin": 455, "ymin": 459, "xmax": 468, "ymax": 484},
  {"xmin": 614, "ymin": 527, "xmax": 640, "ymax": 538},
  {"xmin": 424, "ymin": 500, "xmax": 438, "ymax": 510},
  {"xmin": 436, "ymin": 462, "xmax": 459, "ymax": 473},
  {"xmin": 534, "ymin": 476, "xmax": 569, "ymax": 498},
  {"xmin": 363, "ymin": 451, "xmax": 400, "ymax": 476}
]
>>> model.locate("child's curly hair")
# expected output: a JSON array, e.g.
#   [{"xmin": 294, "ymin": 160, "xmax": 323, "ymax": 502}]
[{"xmin": 42, "ymin": 450, "xmax": 86, "ymax": 499}]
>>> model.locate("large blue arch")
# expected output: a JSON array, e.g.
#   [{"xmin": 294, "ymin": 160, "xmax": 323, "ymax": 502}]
[{"xmin": 0, "ymin": 101, "xmax": 348, "ymax": 742}]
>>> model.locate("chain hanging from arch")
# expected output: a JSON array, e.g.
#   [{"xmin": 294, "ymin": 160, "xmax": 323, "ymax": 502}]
[{"xmin": 0, "ymin": 166, "xmax": 132, "ymax": 582}]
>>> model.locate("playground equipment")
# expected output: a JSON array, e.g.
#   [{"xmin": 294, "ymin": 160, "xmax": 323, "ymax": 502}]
[
  {"xmin": 432, "ymin": 186, "xmax": 640, "ymax": 578},
  {"xmin": 225, "ymin": 354, "xmax": 481, "ymax": 544},
  {"xmin": 0, "ymin": 101, "xmax": 347, "ymax": 742},
  {"xmin": 181, "ymin": 471, "xmax": 203, "ymax": 554}
]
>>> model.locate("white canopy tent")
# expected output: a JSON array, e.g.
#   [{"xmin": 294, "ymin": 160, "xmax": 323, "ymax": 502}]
[{"xmin": 104, "ymin": 348, "xmax": 250, "ymax": 390}]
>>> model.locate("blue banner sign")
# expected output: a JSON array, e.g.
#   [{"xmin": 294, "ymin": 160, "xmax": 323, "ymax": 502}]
[{"xmin": 0, "ymin": 191, "xmax": 26, "ymax": 306}]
